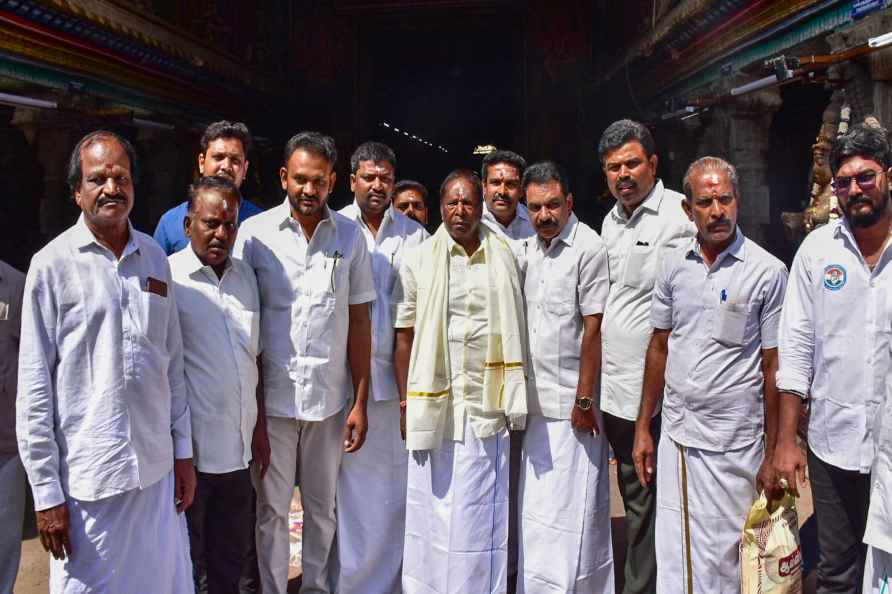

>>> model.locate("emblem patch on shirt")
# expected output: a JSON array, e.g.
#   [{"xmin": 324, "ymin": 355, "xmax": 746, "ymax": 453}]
[{"xmin": 823, "ymin": 264, "xmax": 846, "ymax": 291}]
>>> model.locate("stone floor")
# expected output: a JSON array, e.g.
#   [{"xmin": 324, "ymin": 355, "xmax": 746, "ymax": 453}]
[{"xmin": 15, "ymin": 470, "xmax": 818, "ymax": 593}]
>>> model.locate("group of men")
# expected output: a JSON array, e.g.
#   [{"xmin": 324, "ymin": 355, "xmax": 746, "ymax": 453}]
[{"xmin": 1, "ymin": 114, "xmax": 891, "ymax": 594}]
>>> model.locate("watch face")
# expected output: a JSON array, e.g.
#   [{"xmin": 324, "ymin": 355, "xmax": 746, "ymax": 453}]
[{"xmin": 576, "ymin": 398, "xmax": 593, "ymax": 411}]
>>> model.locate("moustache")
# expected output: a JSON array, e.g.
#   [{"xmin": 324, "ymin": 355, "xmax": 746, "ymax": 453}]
[
  {"xmin": 616, "ymin": 180, "xmax": 636, "ymax": 190},
  {"xmin": 537, "ymin": 219, "xmax": 558, "ymax": 229},
  {"xmin": 493, "ymin": 193, "xmax": 513, "ymax": 203},
  {"xmin": 97, "ymin": 195, "xmax": 126, "ymax": 207},
  {"xmin": 707, "ymin": 219, "xmax": 732, "ymax": 232}
]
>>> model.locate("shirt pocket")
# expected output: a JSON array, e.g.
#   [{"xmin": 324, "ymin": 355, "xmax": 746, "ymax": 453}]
[
  {"xmin": 623, "ymin": 244, "xmax": 655, "ymax": 290},
  {"xmin": 140, "ymin": 291, "xmax": 169, "ymax": 346},
  {"xmin": 712, "ymin": 302, "xmax": 748, "ymax": 347}
]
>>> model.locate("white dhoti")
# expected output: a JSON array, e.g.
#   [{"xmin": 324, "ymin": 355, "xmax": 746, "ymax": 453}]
[
  {"xmin": 50, "ymin": 470, "xmax": 193, "ymax": 594},
  {"xmin": 337, "ymin": 398, "xmax": 408, "ymax": 594},
  {"xmin": 655, "ymin": 432, "xmax": 762, "ymax": 594},
  {"xmin": 403, "ymin": 419, "xmax": 509, "ymax": 594},
  {"xmin": 518, "ymin": 414, "xmax": 614, "ymax": 594},
  {"xmin": 864, "ymin": 545, "xmax": 892, "ymax": 594},
  {"xmin": 256, "ymin": 413, "xmax": 345, "ymax": 594}
]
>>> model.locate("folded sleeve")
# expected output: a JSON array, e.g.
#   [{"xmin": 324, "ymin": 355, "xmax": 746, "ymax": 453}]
[
  {"xmin": 776, "ymin": 249, "xmax": 815, "ymax": 397},
  {"xmin": 649, "ymin": 250, "xmax": 676, "ymax": 330},
  {"xmin": 578, "ymin": 242, "xmax": 610, "ymax": 317},
  {"xmin": 392, "ymin": 255, "xmax": 418, "ymax": 329}
]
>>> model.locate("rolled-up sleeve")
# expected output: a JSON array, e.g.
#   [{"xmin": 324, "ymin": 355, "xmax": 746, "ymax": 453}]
[
  {"xmin": 348, "ymin": 232, "xmax": 376, "ymax": 305},
  {"xmin": 392, "ymin": 255, "xmax": 418, "ymax": 329},
  {"xmin": 759, "ymin": 263, "xmax": 789, "ymax": 349},
  {"xmin": 579, "ymin": 243, "xmax": 610, "ymax": 317},
  {"xmin": 776, "ymin": 251, "xmax": 814, "ymax": 397},
  {"xmin": 16, "ymin": 263, "xmax": 64, "ymax": 510},
  {"xmin": 166, "ymin": 278, "xmax": 192, "ymax": 459},
  {"xmin": 650, "ymin": 252, "xmax": 675, "ymax": 330}
]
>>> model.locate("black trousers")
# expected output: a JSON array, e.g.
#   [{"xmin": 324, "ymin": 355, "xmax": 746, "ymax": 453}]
[
  {"xmin": 807, "ymin": 449, "xmax": 872, "ymax": 594},
  {"xmin": 186, "ymin": 468, "xmax": 255, "ymax": 594},
  {"xmin": 603, "ymin": 412, "xmax": 661, "ymax": 594}
]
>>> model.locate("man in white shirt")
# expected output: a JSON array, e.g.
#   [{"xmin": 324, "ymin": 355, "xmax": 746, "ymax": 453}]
[
  {"xmin": 598, "ymin": 119, "xmax": 694, "ymax": 594},
  {"xmin": 336, "ymin": 142, "xmax": 428, "ymax": 594},
  {"xmin": 393, "ymin": 170, "xmax": 527, "ymax": 594},
  {"xmin": 480, "ymin": 148, "xmax": 534, "ymax": 583},
  {"xmin": 169, "ymin": 176, "xmax": 265, "ymax": 594},
  {"xmin": 633, "ymin": 157, "xmax": 787, "ymax": 593},
  {"xmin": 518, "ymin": 161, "xmax": 614, "ymax": 593},
  {"xmin": 775, "ymin": 123, "xmax": 892, "ymax": 594},
  {"xmin": 235, "ymin": 131, "xmax": 375, "ymax": 594},
  {"xmin": 0, "ymin": 258, "xmax": 25, "ymax": 594},
  {"xmin": 17, "ymin": 130, "xmax": 195, "ymax": 593},
  {"xmin": 481, "ymin": 149, "xmax": 536, "ymax": 243}
]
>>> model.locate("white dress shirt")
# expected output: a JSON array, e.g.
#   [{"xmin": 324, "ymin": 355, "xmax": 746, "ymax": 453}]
[
  {"xmin": 393, "ymin": 233, "xmax": 509, "ymax": 441},
  {"xmin": 778, "ymin": 219, "xmax": 892, "ymax": 473},
  {"xmin": 865, "ymin": 379, "xmax": 892, "ymax": 554},
  {"xmin": 337, "ymin": 202, "xmax": 428, "ymax": 402},
  {"xmin": 482, "ymin": 203, "xmax": 536, "ymax": 243},
  {"xmin": 234, "ymin": 200, "xmax": 376, "ymax": 421},
  {"xmin": 651, "ymin": 229, "xmax": 787, "ymax": 452},
  {"xmin": 524, "ymin": 214, "xmax": 610, "ymax": 419},
  {"xmin": 0, "ymin": 259, "xmax": 25, "ymax": 456},
  {"xmin": 169, "ymin": 248, "xmax": 261, "ymax": 474},
  {"xmin": 600, "ymin": 180, "xmax": 695, "ymax": 421},
  {"xmin": 17, "ymin": 216, "xmax": 191, "ymax": 510}
]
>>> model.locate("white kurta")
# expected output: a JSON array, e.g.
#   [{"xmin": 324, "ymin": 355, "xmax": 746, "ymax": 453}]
[
  {"xmin": 518, "ymin": 414, "xmax": 614, "ymax": 593},
  {"xmin": 403, "ymin": 418, "xmax": 509, "ymax": 594},
  {"xmin": 655, "ymin": 432, "xmax": 762, "ymax": 594},
  {"xmin": 50, "ymin": 470, "xmax": 193, "ymax": 594}
]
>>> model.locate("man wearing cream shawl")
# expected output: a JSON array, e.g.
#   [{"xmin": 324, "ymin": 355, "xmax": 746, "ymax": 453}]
[{"xmin": 393, "ymin": 169, "xmax": 527, "ymax": 594}]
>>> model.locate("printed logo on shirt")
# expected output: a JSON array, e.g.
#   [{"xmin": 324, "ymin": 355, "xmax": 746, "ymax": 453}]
[{"xmin": 823, "ymin": 264, "xmax": 847, "ymax": 291}]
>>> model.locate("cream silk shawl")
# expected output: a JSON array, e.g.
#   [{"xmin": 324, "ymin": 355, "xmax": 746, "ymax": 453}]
[{"xmin": 405, "ymin": 224, "xmax": 527, "ymax": 451}]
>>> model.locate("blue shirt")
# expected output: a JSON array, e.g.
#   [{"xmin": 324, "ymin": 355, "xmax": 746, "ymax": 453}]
[{"xmin": 153, "ymin": 198, "xmax": 264, "ymax": 256}]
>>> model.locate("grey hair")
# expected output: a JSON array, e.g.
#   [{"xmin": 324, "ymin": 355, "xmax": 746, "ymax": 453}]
[{"xmin": 682, "ymin": 156, "xmax": 740, "ymax": 202}]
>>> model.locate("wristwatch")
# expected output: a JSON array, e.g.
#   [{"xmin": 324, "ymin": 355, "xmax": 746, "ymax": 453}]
[{"xmin": 575, "ymin": 396, "xmax": 593, "ymax": 411}]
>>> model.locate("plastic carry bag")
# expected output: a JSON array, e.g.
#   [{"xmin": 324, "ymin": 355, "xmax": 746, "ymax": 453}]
[{"xmin": 740, "ymin": 490, "xmax": 803, "ymax": 593}]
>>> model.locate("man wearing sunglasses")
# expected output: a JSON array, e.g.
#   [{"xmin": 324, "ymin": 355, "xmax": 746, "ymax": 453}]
[{"xmin": 775, "ymin": 123, "xmax": 892, "ymax": 594}]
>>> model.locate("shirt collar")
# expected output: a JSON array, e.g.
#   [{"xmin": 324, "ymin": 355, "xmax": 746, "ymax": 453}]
[
  {"xmin": 277, "ymin": 197, "xmax": 335, "ymax": 235},
  {"xmin": 347, "ymin": 199, "xmax": 395, "ymax": 232},
  {"xmin": 446, "ymin": 226, "xmax": 486, "ymax": 256},
  {"xmin": 483, "ymin": 202, "xmax": 530, "ymax": 229},
  {"xmin": 71, "ymin": 213, "xmax": 140, "ymax": 257},
  {"xmin": 611, "ymin": 179, "xmax": 665, "ymax": 223},
  {"xmin": 687, "ymin": 226, "xmax": 746, "ymax": 264},
  {"xmin": 539, "ymin": 212, "xmax": 579, "ymax": 251},
  {"xmin": 182, "ymin": 243, "xmax": 232, "ymax": 278}
]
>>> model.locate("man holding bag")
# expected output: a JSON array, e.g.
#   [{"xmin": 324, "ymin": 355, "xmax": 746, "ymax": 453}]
[{"xmin": 633, "ymin": 156, "xmax": 788, "ymax": 593}]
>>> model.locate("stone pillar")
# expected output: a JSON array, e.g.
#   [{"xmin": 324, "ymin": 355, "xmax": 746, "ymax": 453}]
[{"xmin": 693, "ymin": 89, "xmax": 782, "ymax": 247}]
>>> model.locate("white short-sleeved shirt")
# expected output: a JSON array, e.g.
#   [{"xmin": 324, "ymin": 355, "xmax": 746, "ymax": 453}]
[
  {"xmin": 17, "ymin": 216, "xmax": 191, "ymax": 510},
  {"xmin": 169, "ymin": 248, "xmax": 261, "ymax": 474},
  {"xmin": 338, "ymin": 202, "xmax": 428, "ymax": 402},
  {"xmin": 524, "ymin": 214, "xmax": 610, "ymax": 419},
  {"xmin": 600, "ymin": 181, "xmax": 695, "ymax": 421},
  {"xmin": 778, "ymin": 219, "xmax": 892, "ymax": 473},
  {"xmin": 651, "ymin": 228, "xmax": 788, "ymax": 452},
  {"xmin": 482, "ymin": 203, "xmax": 536, "ymax": 244},
  {"xmin": 234, "ymin": 200, "xmax": 376, "ymax": 421}
]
